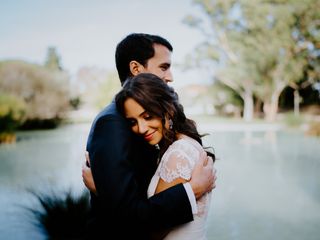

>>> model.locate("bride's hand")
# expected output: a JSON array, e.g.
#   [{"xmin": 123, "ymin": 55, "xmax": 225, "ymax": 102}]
[{"xmin": 82, "ymin": 151, "xmax": 97, "ymax": 195}]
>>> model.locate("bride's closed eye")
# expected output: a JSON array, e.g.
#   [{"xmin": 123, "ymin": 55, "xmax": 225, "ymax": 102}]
[
  {"xmin": 143, "ymin": 113, "xmax": 153, "ymax": 120},
  {"xmin": 127, "ymin": 118, "xmax": 137, "ymax": 126},
  {"xmin": 126, "ymin": 110, "xmax": 155, "ymax": 127}
]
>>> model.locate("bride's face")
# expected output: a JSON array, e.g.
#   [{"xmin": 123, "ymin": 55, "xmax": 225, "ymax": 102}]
[{"xmin": 124, "ymin": 97, "xmax": 163, "ymax": 145}]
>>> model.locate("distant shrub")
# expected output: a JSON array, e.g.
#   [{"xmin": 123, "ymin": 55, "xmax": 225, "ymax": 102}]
[
  {"xmin": 0, "ymin": 60, "xmax": 70, "ymax": 128},
  {"xmin": 69, "ymin": 97, "xmax": 81, "ymax": 110},
  {"xmin": 0, "ymin": 93, "xmax": 26, "ymax": 143},
  {"xmin": 283, "ymin": 112, "xmax": 304, "ymax": 127},
  {"xmin": 306, "ymin": 122, "xmax": 320, "ymax": 137}
]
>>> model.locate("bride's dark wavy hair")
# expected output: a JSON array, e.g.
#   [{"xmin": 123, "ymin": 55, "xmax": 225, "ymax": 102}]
[{"xmin": 115, "ymin": 73, "xmax": 215, "ymax": 160}]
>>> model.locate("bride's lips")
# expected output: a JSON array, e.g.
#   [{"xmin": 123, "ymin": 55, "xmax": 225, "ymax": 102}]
[{"xmin": 144, "ymin": 131, "xmax": 156, "ymax": 141}]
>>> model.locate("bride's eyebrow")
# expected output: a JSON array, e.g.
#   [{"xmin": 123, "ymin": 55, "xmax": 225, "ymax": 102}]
[
  {"xmin": 125, "ymin": 110, "xmax": 147, "ymax": 119},
  {"xmin": 139, "ymin": 110, "xmax": 148, "ymax": 117}
]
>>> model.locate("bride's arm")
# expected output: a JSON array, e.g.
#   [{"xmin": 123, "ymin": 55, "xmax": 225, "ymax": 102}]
[
  {"xmin": 151, "ymin": 177, "xmax": 187, "ymax": 239},
  {"xmin": 155, "ymin": 177, "xmax": 187, "ymax": 194},
  {"xmin": 151, "ymin": 148, "xmax": 194, "ymax": 239}
]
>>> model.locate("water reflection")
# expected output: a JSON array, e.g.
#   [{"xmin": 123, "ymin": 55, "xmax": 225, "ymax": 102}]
[
  {"xmin": 205, "ymin": 130, "xmax": 320, "ymax": 240},
  {"xmin": 0, "ymin": 124, "xmax": 319, "ymax": 240},
  {"xmin": 0, "ymin": 124, "xmax": 89, "ymax": 240}
]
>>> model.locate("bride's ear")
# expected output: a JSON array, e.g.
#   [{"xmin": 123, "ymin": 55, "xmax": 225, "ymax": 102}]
[{"xmin": 129, "ymin": 60, "xmax": 144, "ymax": 76}]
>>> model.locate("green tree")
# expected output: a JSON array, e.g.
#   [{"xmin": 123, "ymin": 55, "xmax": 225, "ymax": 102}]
[
  {"xmin": 184, "ymin": 0, "xmax": 319, "ymax": 121},
  {"xmin": 44, "ymin": 46, "xmax": 63, "ymax": 71},
  {"xmin": 0, "ymin": 93, "xmax": 26, "ymax": 143},
  {"xmin": 288, "ymin": 0, "xmax": 320, "ymax": 116},
  {"xmin": 0, "ymin": 60, "xmax": 70, "ymax": 127},
  {"xmin": 95, "ymin": 72, "xmax": 121, "ymax": 110},
  {"xmin": 75, "ymin": 67, "xmax": 121, "ymax": 111}
]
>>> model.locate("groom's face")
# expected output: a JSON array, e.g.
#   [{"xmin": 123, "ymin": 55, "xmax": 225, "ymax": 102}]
[{"xmin": 141, "ymin": 44, "xmax": 173, "ymax": 84}]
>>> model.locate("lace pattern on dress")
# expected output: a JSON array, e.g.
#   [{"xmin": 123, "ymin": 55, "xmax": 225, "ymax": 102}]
[
  {"xmin": 156, "ymin": 137, "xmax": 212, "ymax": 217},
  {"xmin": 159, "ymin": 139, "xmax": 198, "ymax": 183}
]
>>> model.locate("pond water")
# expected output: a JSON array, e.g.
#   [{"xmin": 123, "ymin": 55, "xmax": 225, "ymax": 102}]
[{"xmin": 0, "ymin": 123, "xmax": 319, "ymax": 240}]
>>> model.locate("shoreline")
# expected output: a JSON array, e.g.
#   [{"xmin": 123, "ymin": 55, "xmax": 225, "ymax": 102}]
[{"xmin": 197, "ymin": 122, "xmax": 284, "ymax": 132}]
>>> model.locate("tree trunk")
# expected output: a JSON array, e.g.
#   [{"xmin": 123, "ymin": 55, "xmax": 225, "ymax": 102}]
[
  {"xmin": 263, "ymin": 92, "xmax": 280, "ymax": 122},
  {"xmin": 293, "ymin": 90, "xmax": 300, "ymax": 116},
  {"xmin": 243, "ymin": 89, "xmax": 254, "ymax": 122},
  {"xmin": 254, "ymin": 98, "xmax": 263, "ymax": 118}
]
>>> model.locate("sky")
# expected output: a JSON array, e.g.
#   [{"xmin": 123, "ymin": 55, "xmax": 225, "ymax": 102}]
[{"xmin": 0, "ymin": 0, "xmax": 212, "ymax": 88}]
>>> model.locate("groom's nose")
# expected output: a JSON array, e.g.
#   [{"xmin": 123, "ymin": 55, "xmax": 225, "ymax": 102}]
[{"xmin": 164, "ymin": 70, "xmax": 173, "ymax": 83}]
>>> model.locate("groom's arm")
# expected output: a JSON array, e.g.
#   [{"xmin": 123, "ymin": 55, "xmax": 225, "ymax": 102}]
[{"xmin": 87, "ymin": 115, "xmax": 193, "ymax": 229}]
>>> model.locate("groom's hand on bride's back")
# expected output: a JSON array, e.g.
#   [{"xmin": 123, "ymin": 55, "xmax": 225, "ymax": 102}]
[{"xmin": 189, "ymin": 152, "xmax": 217, "ymax": 200}]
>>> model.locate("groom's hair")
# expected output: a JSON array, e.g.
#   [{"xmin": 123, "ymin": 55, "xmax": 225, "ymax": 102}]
[{"xmin": 115, "ymin": 33, "xmax": 173, "ymax": 85}]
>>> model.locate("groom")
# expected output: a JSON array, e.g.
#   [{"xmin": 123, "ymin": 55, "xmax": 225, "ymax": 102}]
[{"xmin": 83, "ymin": 33, "xmax": 216, "ymax": 239}]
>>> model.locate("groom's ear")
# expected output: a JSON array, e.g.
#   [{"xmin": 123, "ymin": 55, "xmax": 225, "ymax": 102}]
[{"xmin": 129, "ymin": 60, "xmax": 144, "ymax": 76}]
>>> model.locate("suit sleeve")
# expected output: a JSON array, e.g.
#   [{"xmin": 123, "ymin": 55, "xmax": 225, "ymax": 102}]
[{"xmin": 87, "ymin": 115, "xmax": 193, "ymax": 229}]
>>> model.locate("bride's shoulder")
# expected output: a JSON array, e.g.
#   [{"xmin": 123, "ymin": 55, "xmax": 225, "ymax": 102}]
[
  {"xmin": 165, "ymin": 136, "xmax": 202, "ymax": 158},
  {"xmin": 172, "ymin": 135, "xmax": 201, "ymax": 149}
]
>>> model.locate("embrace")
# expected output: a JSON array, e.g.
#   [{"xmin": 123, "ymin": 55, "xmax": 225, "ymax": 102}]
[{"xmin": 82, "ymin": 33, "xmax": 217, "ymax": 240}]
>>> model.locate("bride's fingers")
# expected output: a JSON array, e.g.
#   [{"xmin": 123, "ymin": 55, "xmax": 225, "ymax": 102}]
[
  {"xmin": 200, "ymin": 151, "xmax": 208, "ymax": 166},
  {"xmin": 85, "ymin": 151, "xmax": 91, "ymax": 167}
]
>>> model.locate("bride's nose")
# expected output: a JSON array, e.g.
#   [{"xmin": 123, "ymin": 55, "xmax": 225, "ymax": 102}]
[{"xmin": 137, "ymin": 120, "xmax": 148, "ymax": 134}]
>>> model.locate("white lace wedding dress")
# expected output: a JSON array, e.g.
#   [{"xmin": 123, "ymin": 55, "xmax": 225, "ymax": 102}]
[{"xmin": 147, "ymin": 135, "xmax": 212, "ymax": 240}]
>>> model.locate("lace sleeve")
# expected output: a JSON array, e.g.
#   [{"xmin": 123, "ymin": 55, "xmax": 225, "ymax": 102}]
[{"xmin": 158, "ymin": 140, "xmax": 199, "ymax": 183}]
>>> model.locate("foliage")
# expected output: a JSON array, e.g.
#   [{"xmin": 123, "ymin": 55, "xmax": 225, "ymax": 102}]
[
  {"xmin": 0, "ymin": 93, "xmax": 26, "ymax": 133},
  {"xmin": 75, "ymin": 67, "xmax": 121, "ymax": 110},
  {"xmin": 26, "ymin": 189, "xmax": 90, "ymax": 239},
  {"xmin": 283, "ymin": 112, "xmax": 304, "ymax": 128},
  {"xmin": 279, "ymin": 84, "xmax": 320, "ymax": 109},
  {"xmin": 69, "ymin": 96, "xmax": 82, "ymax": 110},
  {"xmin": 184, "ymin": 0, "xmax": 320, "ymax": 121},
  {"xmin": 94, "ymin": 72, "xmax": 121, "ymax": 110},
  {"xmin": 306, "ymin": 121, "xmax": 320, "ymax": 137},
  {"xmin": 44, "ymin": 47, "xmax": 63, "ymax": 71},
  {"xmin": 210, "ymin": 81, "xmax": 243, "ymax": 117},
  {"xmin": 0, "ymin": 60, "xmax": 70, "ymax": 127}
]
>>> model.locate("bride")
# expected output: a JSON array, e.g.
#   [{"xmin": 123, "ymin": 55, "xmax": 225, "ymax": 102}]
[{"xmin": 84, "ymin": 73, "xmax": 216, "ymax": 239}]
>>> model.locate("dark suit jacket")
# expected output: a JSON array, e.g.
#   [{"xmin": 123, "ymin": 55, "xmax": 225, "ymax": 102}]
[{"xmin": 86, "ymin": 100, "xmax": 193, "ymax": 239}]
